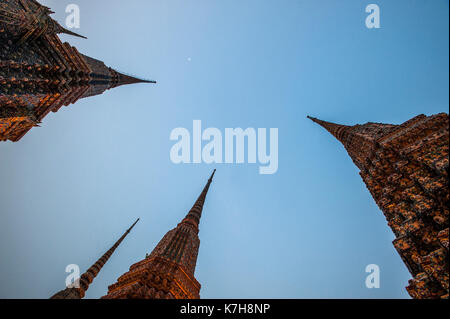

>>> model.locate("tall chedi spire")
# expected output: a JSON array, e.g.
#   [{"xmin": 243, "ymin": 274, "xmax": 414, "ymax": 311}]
[
  {"xmin": 308, "ymin": 113, "xmax": 449, "ymax": 299},
  {"xmin": 102, "ymin": 170, "xmax": 216, "ymax": 299},
  {"xmin": 0, "ymin": 0, "xmax": 155, "ymax": 142},
  {"xmin": 50, "ymin": 218, "xmax": 140, "ymax": 299}
]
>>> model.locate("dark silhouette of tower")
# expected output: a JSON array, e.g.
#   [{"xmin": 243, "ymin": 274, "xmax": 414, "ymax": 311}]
[
  {"xmin": 0, "ymin": 0, "xmax": 155, "ymax": 142},
  {"xmin": 308, "ymin": 113, "xmax": 449, "ymax": 299},
  {"xmin": 102, "ymin": 170, "xmax": 216, "ymax": 299},
  {"xmin": 50, "ymin": 218, "xmax": 140, "ymax": 299}
]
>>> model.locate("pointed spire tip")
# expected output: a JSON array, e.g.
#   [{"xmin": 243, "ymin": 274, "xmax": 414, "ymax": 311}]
[
  {"xmin": 209, "ymin": 169, "xmax": 216, "ymax": 181},
  {"xmin": 58, "ymin": 26, "xmax": 87, "ymax": 39},
  {"xmin": 307, "ymin": 115, "xmax": 321, "ymax": 124},
  {"xmin": 111, "ymin": 70, "xmax": 156, "ymax": 87},
  {"xmin": 127, "ymin": 218, "xmax": 140, "ymax": 232}
]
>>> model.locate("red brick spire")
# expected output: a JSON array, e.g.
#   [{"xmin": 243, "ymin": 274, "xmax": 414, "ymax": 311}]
[
  {"xmin": 309, "ymin": 113, "xmax": 449, "ymax": 299},
  {"xmin": 50, "ymin": 218, "xmax": 140, "ymax": 299},
  {"xmin": 102, "ymin": 170, "xmax": 216, "ymax": 299}
]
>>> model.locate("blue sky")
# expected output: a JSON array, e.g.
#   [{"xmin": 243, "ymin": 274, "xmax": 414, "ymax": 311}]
[{"xmin": 0, "ymin": 0, "xmax": 448, "ymax": 298}]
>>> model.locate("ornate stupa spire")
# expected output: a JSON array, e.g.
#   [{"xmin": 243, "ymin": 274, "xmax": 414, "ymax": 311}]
[
  {"xmin": 102, "ymin": 170, "xmax": 216, "ymax": 299},
  {"xmin": 110, "ymin": 71, "xmax": 157, "ymax": 88},
  {"xmin": 307, "ymin": 115, "xmax": 400, "ymax": 170},
  {"xmin": 308, "ymin": 113, "xmax": 449, "ymax": 299},
  {"xmin": 50, "ymin": 218, "xmax": 140, "ymax": 299},
  {"xmin": 0, "ymin": 0, "xmax": 156, "ymax": 142},
  {"xmin": 53, "ymin": 23, "xmax": 87, "ymax": 39},
  {"xmin": 1, "ymin": 0, "xmax": 87, "ymax": 43},
  {"xmin": 306, "ymin": 116, "xmax": 351, "ymax": 143},
  {"xmin": 181, "ymin": 169, "xmax": 216, "ymax": 231}
]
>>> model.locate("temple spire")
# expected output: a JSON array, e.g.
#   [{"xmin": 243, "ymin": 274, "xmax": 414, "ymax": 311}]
[
  {"xmin": 102, "ymin": 170, "xmax": 217, "ymax": 299},
  {"xmin": 181, "ymin": 169, "xmax": 216, "ymax": 230},
  {"xmin": 307, "ymin": 115, "xmax": 350, "ymax": 144},
  {"xmin": 55, "ymin": 23, "xmax": 87, "ymax": 39},
  {"xmin": 308, "ymin": 113, "xmax": 449, "ymax": 299},
  {"xmin": 50, "ymin": 218, "xmax": 140, "ymax": 299},
  {"xmin": 1, "ymin": 1, "xmax": 157, "ymax": 142}
]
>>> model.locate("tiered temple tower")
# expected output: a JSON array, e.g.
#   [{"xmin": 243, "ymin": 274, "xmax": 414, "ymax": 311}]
[
  {"xmin": 50, "ymin": 218, "xmax": 140, "ymax": 299},
  {"xmin": 308, "ymin": 113, "xmax": 449, "ymax": 299},
  {"xmin": 0, "ymin": 0, "xmax": 155, "ymax": 142},
  {"xmin": 102, "ymin": 170, "xmax": 216, "ymax": 299}
]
